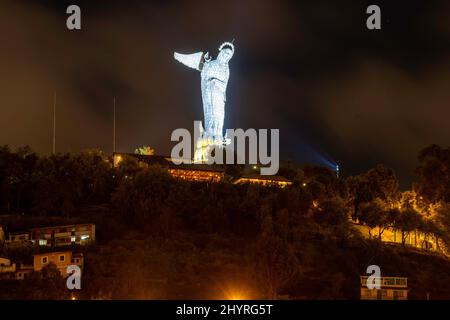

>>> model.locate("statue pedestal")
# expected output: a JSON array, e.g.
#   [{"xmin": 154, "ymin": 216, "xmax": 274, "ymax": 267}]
[
  {"xmin": 193, "ymin": 135, "xmax": 230, "ymax": 164},
  {"xmin": 193, "ymin": 137, "xmax": 213, "ymax": 163}
]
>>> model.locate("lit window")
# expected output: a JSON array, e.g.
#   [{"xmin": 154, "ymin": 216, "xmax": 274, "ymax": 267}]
[
  {"xmin": 39, "ymin": 239, "xmax": 47, "ymax": 246},
  {"xmin": 81, "ymin": 235, "xmax": 90, "ymax": 240},
  {"xmin": 71, "ymin": 236, "xmax": 76, "ymax": 242}
]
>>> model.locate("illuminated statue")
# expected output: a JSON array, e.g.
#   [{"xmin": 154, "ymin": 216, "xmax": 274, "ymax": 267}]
[{"xmin": 174, "ymin": 41, "xmax": 235, "ymax": 162}]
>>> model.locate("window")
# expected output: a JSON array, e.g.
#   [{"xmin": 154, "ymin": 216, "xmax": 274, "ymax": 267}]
[
  {"xmin": 395, "ymin": 278, "xmax": 407, "ymax": 286},
  {"xmin": 81, "ymin": 235, "xmax": 90, "ymax": 240},
  {"xmin": 39, "ymin": 239, "xmax": 47, "ymax": 246},
  {"xmin": 42, "ymin": 256, "xmax": 48, "ymax": 264},
  {"xmin": 59, "ymin": 255, "xmax": 65, "ymax": 262},
  {"xmin": 71, "ymin": 236, "xmax": 76, "ymax": 242}
]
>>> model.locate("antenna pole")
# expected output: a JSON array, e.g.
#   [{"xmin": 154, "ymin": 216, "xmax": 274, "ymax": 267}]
[
  {"xmin": 113, "ymin": 97, "xmax": 116, "ymax": 154},
  {"xmin": 52, "ymin": 92, "xmax": 56, "ymax": 155}
]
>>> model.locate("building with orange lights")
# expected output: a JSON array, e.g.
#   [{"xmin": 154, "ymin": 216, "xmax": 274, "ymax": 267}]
[
  {"xmin": 31, "ymin": 223, "xmax": 95, "ymax": 247},
  {"xmin": 113, "ymin": 152, "xmax": 225, "ymax": 182},
  {"xmin": 168, "ymin": 165, "xmax": 224, "ymax": 182},
  {"xmin": 33, "ymin": 251, "xmax": 84, "ymax": 277},
  {"xmin": 3, "ymin": 223, "xmax": 95, "ymax": 248},
  {"xmin": 112, "ymin": 153, "xmax": 293, "ymax": 186},
  {"xmin": 0, "ymin": 257, "xmax": 16, "ymax": 279},
  {"xmin": 233, "ymin": 174, "xmax": 293, "ymax": 188}
]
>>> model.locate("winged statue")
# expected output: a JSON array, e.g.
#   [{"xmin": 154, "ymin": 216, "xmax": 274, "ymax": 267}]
[{"xmin": 174, "ymin": 41, "xmax": 235, "ymax": 162}]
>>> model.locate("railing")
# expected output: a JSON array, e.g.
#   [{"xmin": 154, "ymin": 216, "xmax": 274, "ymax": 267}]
[
  {"xmin": 0, "ymin": 264, "xmax": 16, "ymax": 273},
  {"xmin": 361, "ymin": 276, "xmax": 407, "ymax": 288}
]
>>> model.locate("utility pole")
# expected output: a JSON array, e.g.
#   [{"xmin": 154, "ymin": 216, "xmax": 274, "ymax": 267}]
[
  {"xmin": 52, "ymin": 92, "xmax": 56, "ymax": 155},
  {"xmin": 113, "ymin": 97, "xmax": 116, "ymax": 154}
]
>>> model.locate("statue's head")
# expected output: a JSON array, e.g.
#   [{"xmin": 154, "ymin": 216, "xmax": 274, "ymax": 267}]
[{"xmin": 217, "ymin": 42, "xmax": 234, "ymax": 63}]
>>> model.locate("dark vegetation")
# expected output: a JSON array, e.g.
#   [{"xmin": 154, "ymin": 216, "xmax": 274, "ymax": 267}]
[{"xmin": 0, "ymin": 144, "xmax": 450, "ymax": 299}]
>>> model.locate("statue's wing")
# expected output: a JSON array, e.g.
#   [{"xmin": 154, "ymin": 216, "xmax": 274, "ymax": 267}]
[{"xmin": 174, "ymin": 52, "xmax": 204, "ymax": 71}]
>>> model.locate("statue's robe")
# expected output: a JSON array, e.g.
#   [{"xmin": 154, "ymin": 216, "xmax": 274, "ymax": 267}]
[{"xmin": 200, "ymin": 59, "xmax": 230, "ymax": 141}]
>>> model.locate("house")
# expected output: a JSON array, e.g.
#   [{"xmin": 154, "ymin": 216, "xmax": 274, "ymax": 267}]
[
  {"xmin": 33, "ymin": 251, "xmax": 83, "ymax": 277},
  {"xmin": 31, "ymin": 223, "xmax": 95, "ymax": 247},
  {"xmin": 0, "ymin": 225, "xmax": 5, "ymax": 245},
  {"xmin": 15, "ymin": 264, "xmax": 33, "ymax": 280},
  {"xmin": 1, "ymin": 251, "xmax": 83, "ymax": 281},
  {"xmin": 360, "ymin": 276, "xmax": 408, "ymax": 300},
  {"xmin": 2, "ymin": 223, "xmax": 95, "ymax": 249},
  {"xmin": 233, "ymin": 174, "xmax": 292, "ymax": 188},
  {"xmin": 168, "ymin": 165, "xmax": 225, "ymax": 182},
  {"xmin": 0, "ymin": 257, "xmax": 16, "ymax": 279},
  {"xmin": 6, "ymin": 231, "xmax": 32, "ymax": 247}
]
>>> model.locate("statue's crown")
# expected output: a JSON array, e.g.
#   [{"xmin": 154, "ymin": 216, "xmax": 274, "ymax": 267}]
[{"xmin": 219, "ymin": 41, "xmax": 235, "ymax": 54}]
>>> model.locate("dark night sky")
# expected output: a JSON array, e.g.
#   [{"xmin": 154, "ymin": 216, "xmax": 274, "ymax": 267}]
[{"xmin": 1, "ymin": 0, "xmax": 450, "ymax": 186}]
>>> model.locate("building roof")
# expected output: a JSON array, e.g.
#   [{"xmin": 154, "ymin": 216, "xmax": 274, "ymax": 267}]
[
  {"xmin": 30, "ymin": 223, "xmax": 94, "ymax": 232},
  {"xmin": 169, "ymin": 163, "xmax": 225, "ymax": 173},
  {"xmin": 235, "ymin": 174, "xmax": 292, "ymax": 182},
  {"xmin": 114, "ymin": 152, "xmax": 173, "ymax": 166},
  {"xmin": 114, "ymin": 152, "xmax": 226, "ymax": 172},
  {"xmin": 8, "ymin": 231, "xmax": 29, "ymax": 235},
  {"xmin": 33, "ymin": 251, "xmax": 73, "ymax": 257}
]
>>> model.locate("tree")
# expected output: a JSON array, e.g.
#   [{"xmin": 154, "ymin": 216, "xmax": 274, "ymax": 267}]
[
  {"xmin": 348, "ymin": 164, "xmax": 399, "ymax": 220},
  {"xmin": 415, "ymin": 145, "xmax": 450, "ymax": 203},
  {"xmin": 19, "ymin": 263, "xmax": 70, "ymax": 300},
  {"xmin": 358, "ymin": 199, "xmax": 389, "ymax": 238},
  {"xmin": 312, "ymin": 197, "xmax": 351, "ymax": 239},
  {"xmin": 251, "ymin": 215, "xmax": 299, "ymax": 299},
  {"xmin": 135, "ymin": 146, "xmax": 155, "ymax": 156},
  {"xmin": 303, "ymin": 165, "xmax": 346, "ymax": 201},
  {"xmin": 394, "ymin": 208, "xmax": 422, "ymax": 246},
  {"xmin": 112, "ymin": 165, "xmax": 180, "ymax": 230},
  {"xmin": 0, "ymin": 145, "xmax": 38, "ymax": 212}
]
